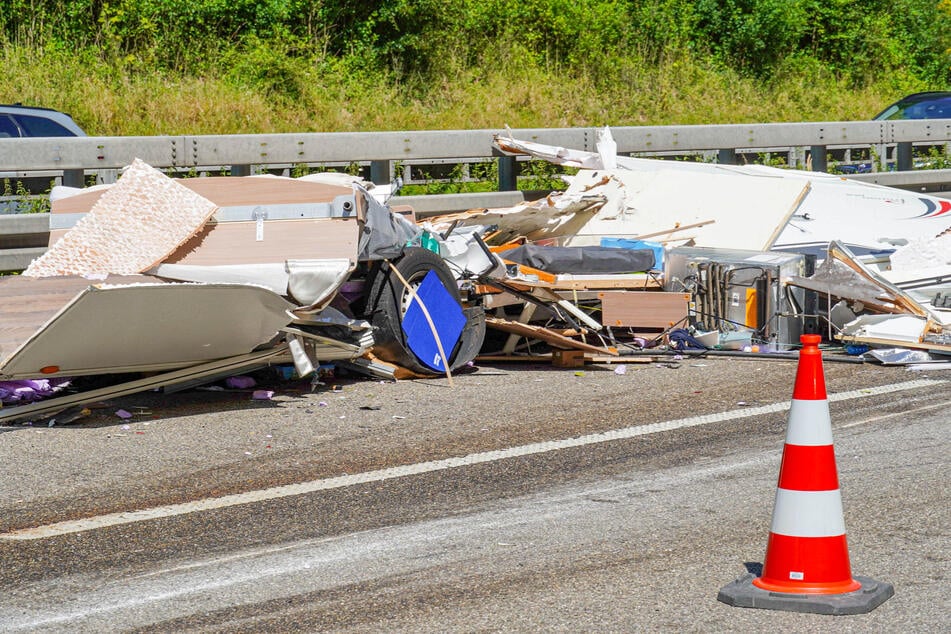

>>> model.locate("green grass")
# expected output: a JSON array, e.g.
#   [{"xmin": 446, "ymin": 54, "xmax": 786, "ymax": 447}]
[{"xmin": 0, "ymin": 42, "xmax": 922, "ymax": 137}]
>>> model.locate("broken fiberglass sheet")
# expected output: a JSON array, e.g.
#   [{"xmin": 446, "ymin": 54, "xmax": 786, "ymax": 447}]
[
  {"xmin": 0, "ymin": 274, "xmax": 150, "ymax": 364},
  {"xmin": 0, "ymin": 282, "xmax": 296, "ymax": 379},
  {"xmin": 838, "ymin": 313, "xmax": 932, "ymax": 344},
  {"xmin": 427, "ymin": 196, "xmax": 606, "ymax": 246},
  {"xmin": 484, "ymin": 138, "xmax": 808, "ymax": 250},
  {"xmin": 877, "ymin": 233, "xmax": 951, "ymax": 287},
  {"xmin": 493, "ymin": 129, "xmax": 951, "ymax": 255},
  {"xmin": 774, "ymin": 173, "xmax": 951, "ymax": 256}
]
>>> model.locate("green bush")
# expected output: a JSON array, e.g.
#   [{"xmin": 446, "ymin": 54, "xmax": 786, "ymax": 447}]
[{"xmin": 0, "ymin": 0, "xmax": 948, "ymax": 135}]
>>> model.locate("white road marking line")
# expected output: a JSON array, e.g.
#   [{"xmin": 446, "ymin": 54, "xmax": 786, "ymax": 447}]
[
  {"xmin": 837, "ymin": 400, "xmax": 951, "ymax": 429},
  {"xmin": 1, "ymin": 378, "xmax": 941, "ymax": 541}
]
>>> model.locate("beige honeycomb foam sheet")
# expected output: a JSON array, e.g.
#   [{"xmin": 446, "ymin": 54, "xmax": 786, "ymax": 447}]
[{"xmin": 24, "ymin": 159, "xmax": 218, "ymax": 278}]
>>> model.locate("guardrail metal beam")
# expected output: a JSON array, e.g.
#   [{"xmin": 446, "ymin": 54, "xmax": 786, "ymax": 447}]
[{"xmin": 4, "ymin": 120, "xmax": 951, "ymax": 171}]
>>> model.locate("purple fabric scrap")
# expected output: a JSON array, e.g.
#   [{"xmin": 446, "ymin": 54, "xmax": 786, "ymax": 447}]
[
  {"xmin": 225, "ymin": 376, "xmax": 257, "ymax": 389},
  {"xmin": 0, "ymin": 378, "xmax": 71, "ymax": 405}
]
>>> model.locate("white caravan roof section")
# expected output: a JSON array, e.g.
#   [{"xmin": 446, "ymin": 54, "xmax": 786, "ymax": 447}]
[
  {"xmin": 494, "ymin": 130, "xmax": 951, "ymax": 254},
  {"xmin": 557, "ymin": 168, "xmax": 808, "ymax": 250}
]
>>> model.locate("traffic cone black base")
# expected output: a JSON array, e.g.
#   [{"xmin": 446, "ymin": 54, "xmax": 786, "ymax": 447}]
[{"xmin": 718, "ymin": 573, "xmax": 894, "ymax": 616}]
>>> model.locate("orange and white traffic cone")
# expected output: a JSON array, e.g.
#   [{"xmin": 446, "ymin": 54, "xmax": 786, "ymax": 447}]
[{"xmin": 718, "ymin": 334, "xmax": 893, "ymax": 615}]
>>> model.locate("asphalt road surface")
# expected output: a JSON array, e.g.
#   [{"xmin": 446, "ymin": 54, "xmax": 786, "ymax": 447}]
[{"xmin": 0, "ymin": 354, "xmax": 947, "ymax": 632}]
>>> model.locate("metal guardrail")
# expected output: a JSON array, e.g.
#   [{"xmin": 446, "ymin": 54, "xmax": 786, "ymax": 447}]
[
  {"xmin": 2, "ymin": 120, "xmax": 951, "ymax": 271},
  {"xmin": 3, "ymin": 120, "xmax": 951, "ymax": 170}
]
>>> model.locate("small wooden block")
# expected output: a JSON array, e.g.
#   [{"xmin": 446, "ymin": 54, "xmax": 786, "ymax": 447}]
[{"xmin": 552, "ymin": 349, "xmax": 586, "ymax": 367}]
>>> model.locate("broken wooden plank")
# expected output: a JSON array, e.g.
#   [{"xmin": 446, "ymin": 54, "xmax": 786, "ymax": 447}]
[
  {"xmin": 837, "ymin": 334, "xmax": 951, "ymax": 354},
  {"xmin": 552, "ymin": 349, "xmax": 585, "ymax": 367},
  {"xmin": 485, "ymin": 316, "xmax": 618, "ymax": 355}
]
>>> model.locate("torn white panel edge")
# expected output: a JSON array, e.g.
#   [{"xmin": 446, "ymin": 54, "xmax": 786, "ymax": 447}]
[
  {"xmin": 286, "ymin": 258, "xmax": 355, "ymax": 308},
  {"xmin": 287, "ymin": 334, "xmax": 316, "ymax": 378},
  {"xmin": 840, "ymin": 314, "xmax": 929, "ymax": 342},
  {"xmin": 149, "ymin": 259, "xmax": 357, "ymax": 310}
]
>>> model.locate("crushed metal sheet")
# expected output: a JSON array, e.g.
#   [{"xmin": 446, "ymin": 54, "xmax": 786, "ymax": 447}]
[{"xmin": 25, "ymin": 159, "xmax": 218, "ymax": 278}]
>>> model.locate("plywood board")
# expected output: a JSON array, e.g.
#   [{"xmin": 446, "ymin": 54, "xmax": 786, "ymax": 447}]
[
  {"xmin": 598, "ymin": 291, "xmax": 690, "ymax": 329},
  {"xmin": 50, "ymin": 219, "xmax": 359, "ymax": 267},
  {"xmin": 162, "ymin": 218, "xmax": 359, "ymax": 266}
]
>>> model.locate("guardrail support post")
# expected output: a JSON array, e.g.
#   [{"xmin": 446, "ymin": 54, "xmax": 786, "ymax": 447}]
[
  {"xmin": 498, "ymin": 155, "xmax": 517, "ymax": 191},
  {"xmin": 230, "ymin": 164, "xmax": 252, "ymax": 177},
  {"xmin": 62, "ymin": 169, "xmax": 84, "ymax": 188},
  {"xmin": 896, "ymin": 142, "xmax": 913, "ymax": 171},
  {"xmin": 717, "ymin": 148, "xmax": 737, "ymax": 165},
  {"xmin": 370, "ymin": 160, "xmax": 391, "ymax": 185},
  {"xmin": 810, "ymin": 145, "xmax": 827, "ymax": 172}
]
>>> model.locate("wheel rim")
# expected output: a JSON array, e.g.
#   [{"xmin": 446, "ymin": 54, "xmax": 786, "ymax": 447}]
[{"xmin": 398, "ymin": 271, "xmax": 428, "ymax": 317}]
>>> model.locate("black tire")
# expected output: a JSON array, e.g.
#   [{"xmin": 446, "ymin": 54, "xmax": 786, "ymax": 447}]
[{"xmin": 364, "ymin": 248, "xmax": 474, "ymax": 374}]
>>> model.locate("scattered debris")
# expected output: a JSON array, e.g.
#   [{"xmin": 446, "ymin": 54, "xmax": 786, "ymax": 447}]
[
  {"xmin": 3, "ymin": 125, "xmax": 950, "ymax": 424},
  {"xmin": 468, "ymin": 127, "xmax": 951, "ymax": 368},
  {"xmin": 0, "ymin": 163, "xmax": 486, "ymax": 423},
  {"xmin": 225, "ymin": 376, "xmax": 257, "ymax": 389},
  {"xmin": 0, "ymin": 379, "xmax": 71, "ymax": 405}
]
